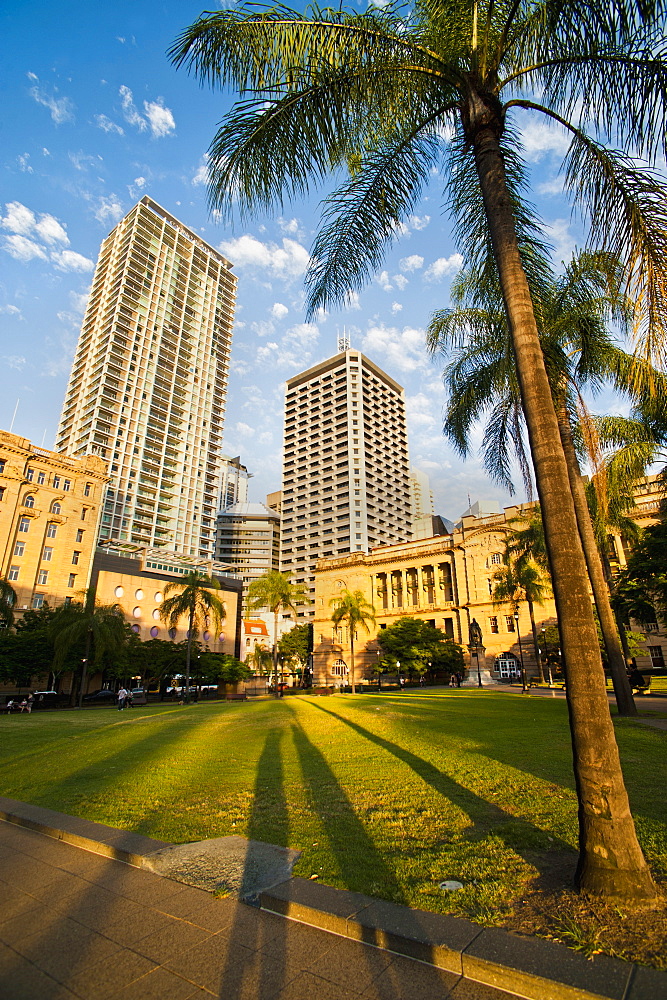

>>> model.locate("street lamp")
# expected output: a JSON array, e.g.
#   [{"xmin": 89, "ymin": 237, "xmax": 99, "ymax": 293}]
[
  {"xmin": 541, "ymin": 627, "xmax": 554, "ymax": 687},
  {"xmin": 468, "ymin": 619, "xmax": 483, "ymax": 687},
  {"xmin": 514, "ymin": 611, "xmax": 527, "ymax": 693}
]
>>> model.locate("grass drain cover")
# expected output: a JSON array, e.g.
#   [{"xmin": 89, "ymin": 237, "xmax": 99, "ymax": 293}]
[{"xmin": 439, "ymin": 880, "xmax": 463, "ymax": 891}]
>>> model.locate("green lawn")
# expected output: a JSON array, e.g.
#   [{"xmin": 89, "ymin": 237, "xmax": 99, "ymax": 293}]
[{"xmin": 1, "ymin": 691, "xmax": 665, "ymax": 926}]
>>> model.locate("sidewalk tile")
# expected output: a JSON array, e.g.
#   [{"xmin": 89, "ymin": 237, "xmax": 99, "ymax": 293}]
[
  {"xmin": 106, "ymin": 966, "xmax": 203, "ymax": 1000},
  {"xmin": 66, "ymin": 948, "xmax": 157, "ymax": 999},
  {"xmin": 0, "ymin": 942, "xmax": 80, "ymax": 1000},
  {"xmin": 130, "ymin": 917, "xmax": 213, "ymax": 963},
  {"xmin": 362, "ymin": 954, "xmax": 460, "ymax": 999},
  {"xmin": 163, "ymin": 934, "xmax": 260, "ymax": 993},
  {"xmin": 101, "ymin": 908, "xmax": 176, "ymax": 947},
  {"xmin": 625, "ymin": 964, "xmax": 667, "ymax": 1000},
  {"xmin": 303, "ymin": 933, "xmax": 394, "ymax": 994},
  {"xmin": 13, "ymin": 918, "xmax": 122, "ymax": 983},
  {"xmin": 178, "ymin": 898, "xmax": 239, "ymax": 933},
  {"xmin": 0, "ymin": 884, "xmax": 42, "ymax": 924},
  {"xmin": 275, "ymin": 970, "xmax": 364, "ymax": 1000}
]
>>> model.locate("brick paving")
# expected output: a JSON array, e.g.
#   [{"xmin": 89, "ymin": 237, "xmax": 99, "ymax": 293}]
[{"xmin": 0, "ymin": 821, "xmax": 521, "ymax": 1000}]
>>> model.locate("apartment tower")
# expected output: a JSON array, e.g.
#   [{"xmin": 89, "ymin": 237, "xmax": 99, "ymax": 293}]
[
  {"xmin": 281, "ymin": 347, "xmax": 412, "ymax": 617},
  {"xmin": 56, "ymin": 197, "xmax": 236, "ymax": 557}
]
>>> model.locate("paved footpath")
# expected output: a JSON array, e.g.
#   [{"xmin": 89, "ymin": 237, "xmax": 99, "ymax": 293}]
[{"xmin": 0, "ymin": 821, "xmax": 520, "ymax": 1000}]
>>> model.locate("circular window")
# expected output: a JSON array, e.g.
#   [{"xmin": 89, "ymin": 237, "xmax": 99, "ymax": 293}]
[
  {"xmin": 218, "ymin": 633, "xmax": 225, "ymax": 642},
  {"xmin": 114, "ymin": 586, "xmax": 124, "ymax": 598},
  {"xmin": 169, "ymin": 628, "xmax": 177, "ymax": 640},
  {"xmin": 152, "ymin": 609, "xmax": 160, "ymax": 620},
  {"xmin": 133, "ymin": 606, "xmax": 141, "ymax": 618},
  {"xmin": 135, "ymin": 589, "xmax": 144, "ymax": 600},
  {"xmin": 203, "ymin": 631, "xmax": 211, "ymax": 642},
  {"xmin": 131, "ymin": 624, "xmax": 140, "ymax": 633},
  {"xmin": 154, "ymin": 591, "xmax": 162, "ymax": 603},
  {"xmin": 150, "ymin": 626, "xmax": 159, "ymax": 638}
]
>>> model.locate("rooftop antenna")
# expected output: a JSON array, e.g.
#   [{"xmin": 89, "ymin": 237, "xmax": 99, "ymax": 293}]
[{"xmin": 337, "ymin": 327, "xmax": 350, "ymax": 352}]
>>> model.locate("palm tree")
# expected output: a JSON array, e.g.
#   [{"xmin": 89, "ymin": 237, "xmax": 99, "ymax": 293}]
[
  {"xmin": 492, "ymin": 558, "xmax": 550, "ymax": 685},
  {"xmin": 49, "ymin": 590, "xmax": 127, "ymax": 707},
  {"xmin": 0, "ymin": 578, "xmax": 17, "ymax": 629},
  {"xmin": 250, "ymin": 642, "xmax": 273, "ymax": 676},
  {"xmin": 330, "ymin": 589, "xmax": 376, "ymax": 694},
  {"xmin": 171, "ymin": 1, "xmax": 666, "ymax": 902},
  {"xmin": 428, "ymin": 251, "xmax": 642, "ymax": 715},
  {"xmin": 159, "ymin": 571, "xmax": 225, "ymax": 704},
  {"xmin": 247, "ymin": 570, "xmax": 306, "ymax": 696}
]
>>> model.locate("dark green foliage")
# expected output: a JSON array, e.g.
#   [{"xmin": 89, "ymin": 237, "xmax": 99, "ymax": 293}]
[
  {"xmin": 613, "ymin": 514, "xmax": 667, "ymax": 624},
  {"xmin": 278, "ymin": 622, "xmax": 313, "ymax": 668},
  {"xmin": 377, "ymin": 616, "xmax": 464, "ymax": 676}
]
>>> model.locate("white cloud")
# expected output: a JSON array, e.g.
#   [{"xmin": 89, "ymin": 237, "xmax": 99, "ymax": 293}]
[
  {"xmin": 1, "ymin": 201, "xmax": 36, "ymax": 237},
  {"xmin": 344, "ymin": 290, "xmax": 361, "ymax": 310},
  {"xmin": 537, "ymin": 176, "xmax": 564, "ymax": 196},
  {"xmin": 278, "ymin": 217, "xmax": 300, "ymax": 234},
  {"xmin": 391, "ymin": 301, "xmax": 403, "ymax": 314},
  {"xmin": 95, "ymin": 114, "xmax": 124, "ymax": 135},
  {"xmin": 547, "ymin": 218, "xmax": 576, "ymax": 262},
  {"xmin": 3, "ymin": 235, "xmax": 47, "ymax": 262},
  {"xmin": 119, "ymin": 85, "xmax": 145, "ymax": 130},
  {"xmin": 399, "ymin": 254, "xmax": 424, "ymax": 272},
  {"xmin": 192, "ymin": 159, "xmax": 209, "ymax": 186},
  {"xmin": 51, "ymin": 250, "xmax": 94, "ymax": 272},
  {"xmin": 144, "ymin": 100, "xmax": 176, "ymax": 138},
  {"xmin": 28, "ymin": 81, "xmax": 75, "ymax": 124},
  {"xmin": 2, "ymin": 355, "xmax": 26, "ymax": 371},
  {"xmin": 17, "ymin": 153, "xmax": 33, "ymax": 173},
  {"xmin": 235, "ymin": 421, "xmax": 256, "ymax": 438},
  {"xmin": 127, "ymin": 177, "xmax": 147, "ymax": 198},
  {"xmin": 69, "ymin": 290, "xmax": 90, "ymax": 314},
  {"xmin": 362, "ymin": 322, "xmax": 427, "ymax": 373},
  {"xmin": 393, "ymin": 274, "xmax": 409, "ymax": 291},
  {"xmin": 35, "ymin": 215, "xmax": 69, "ymax": 245},
  {"xmin": 406, "ymin": 392, "xmax": 437, "ymax": 429},
  {"xmin": 92, "ymin": 194, "xmax": 124, "ymax": 225},
  {"xmin": 376, "ymin": 270, "xmax": 393, "ymax": 292},
  {"xmin": 219, "ymin": 233, "xmax": 310, "ymax": 279},
  {"xmin": 519, "ymin": 119, "xmax": 570, "ymax": 163},
  {"xmin": 0, "ymin": 304, "xmax": 23, "ymax": 318},
  {"xmin": 407, "ymin": 214, "xmax": 430, "ymax": 231},
  {"xmin": 424, "ymin": 253, "xmax": 463, "ymax": 281},
  {"xmin": 271, "ymin": 302, "xmax": 289, "ymax": 320},
  {"xmin": 256, "ymin": 322, "xmax": 320, "ymax": 368}
]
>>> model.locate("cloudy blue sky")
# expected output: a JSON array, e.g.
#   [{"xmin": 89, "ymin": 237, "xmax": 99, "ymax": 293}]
[{"xmin": 1, "ymin": 1, "xmax": 600, "ymax": 519}]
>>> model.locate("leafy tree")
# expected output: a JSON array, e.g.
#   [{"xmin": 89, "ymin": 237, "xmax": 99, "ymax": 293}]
[
  {"xmin": 12, "ymin": 603, "xmax": 63, "ymax": 688},
  {"xmin": 492, "ymin": 558, "xmax": 550, "ymax": 685},
  {"xmin": 330, "ymin": 589, "xmax": 376, "ymax": 693},
  {"xmin": 171, "ymin": 0, "xmax": 667, "ymax": 902},
  {"xmin": 159, "ymin": 571, "xmax": 225, "ymax": 704},
  {"xmin": 49, "ymin": 591, "xmax": 128, "ymax": 707},
  {"xmin": 247, "ymin": 571, "xmax": 306, "ymax": 695},
  {"xmin": 0, "ymin": 578, "xmax": 16, "ymax": 629},
  {"xmin": 613, "ymin": 509, "xmax": 667, "ymax": 627},
  {"xmin": 279, "ymin": 622, "xmax": 313, "ymax": 684},
  {"xmin": 249, "ymin": 643, "xmax": 273, "ymax": 676},
  {"xmin": 200, "ymin": 651, "xmax": 252, "ymax": 685},
  {"xmin": 377, "ymin": 616, "xmax": 464, "ymax": 678}
]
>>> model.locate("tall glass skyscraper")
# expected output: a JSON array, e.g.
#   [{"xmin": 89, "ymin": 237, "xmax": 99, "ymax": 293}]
[{"xmin": 56, "ymin": 197, "xmax": 236, "ymax": 557}]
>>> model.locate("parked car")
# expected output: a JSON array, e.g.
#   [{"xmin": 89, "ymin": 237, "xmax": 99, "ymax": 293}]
[
  {"xmin": 32, "ymin": 691, "xmax": 68, "ymax": 709},
  {"xmin": 130, "ymin": 687, "xmax": 147, "ymax": 704},
  {"xmin": 82, "ymin": 689, "xmax": 116, "ymax": 703}
]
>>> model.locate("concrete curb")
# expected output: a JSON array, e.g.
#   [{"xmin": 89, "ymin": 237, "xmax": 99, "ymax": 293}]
[{"xmin": 1, "ymin": 797, "xmax": 664, "ymax": 1000}]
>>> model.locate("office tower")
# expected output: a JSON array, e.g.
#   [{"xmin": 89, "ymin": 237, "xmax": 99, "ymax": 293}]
[
  {"xmin": 219, "ymin": 455, "xmax": 251, "ymax": 510},
  {"xmin": 280, "ymin": 348, "xmax": 412, "ymax": 617},
  {"xmin": 410, "ymin": 466, "xmax": 435, "ymax": 522},
  {"xmin": 56, "ymin": 196, "xmax": 236, "ymax": 557},
  {"xmin": 215, "ymin": 501, "xmax": 281, "ymax": 610}
]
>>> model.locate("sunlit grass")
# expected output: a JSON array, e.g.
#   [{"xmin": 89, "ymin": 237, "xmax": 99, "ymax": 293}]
[{"xmin": 1, "ymin": 691, "xmax": 665, "ymax": 924}]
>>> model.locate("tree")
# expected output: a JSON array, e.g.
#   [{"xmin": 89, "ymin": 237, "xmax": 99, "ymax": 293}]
[
  {"xmin": 0, "ymin": 578, "xmax": 16, "ymax": 629},
  {"xmin": 613, "ymin": 504, "xmax": 667, "ymax": 627},
  {"xmin": 159, "ymin": 571, "xmax": 225, "ymax": 704},
  {"xmin": 279, "ymin": 622, "xmax": 313, "ymax": 685},
  {"xmin": 49, "ymin": 591, "xmax": 128, "ymax": 707},
  {"xmin": 171, "ymin": 0, "xmax": 667, "ymax": 902},
  {"xmin": 377, "ymin": 616, "xmax": 464, "ymax": 678},
  {"xmin": 249, "ymin": 642, "xmax": 273, "ymax": 676},
  {"xmin": 247, "ymin": 570, "xmax": 306, "ymax": 695},
  {"xmin": 428, "ymin": 250, "xmax": 643, "ymax": 715},
  {"xmin": 330, "ymin": 589, "xmax": 376, "ymax": 693},
  {"xmin": 492, "ymin": 558, "xmax": 550, "ymax": 685}
]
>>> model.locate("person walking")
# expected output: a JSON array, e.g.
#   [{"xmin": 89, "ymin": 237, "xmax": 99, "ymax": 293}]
[{"xmin": 117, "ymin": 687, "xmax": 128, "ymax": 711}]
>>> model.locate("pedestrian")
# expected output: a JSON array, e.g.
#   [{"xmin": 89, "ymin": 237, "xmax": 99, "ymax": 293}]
[
  {"xmin": 117, "ymin": 687, "xmax": 128, "ymax": 711},
  {"xmin": 399, "ymin": 676, "xmax": 405, "ymax": 690},
  {"xmin": 23, "ymin": 694, "xmax": 34, "ymax": 714},
  {"xmin": 449, "ymin": 674, "xmax": 456, "ymax": 688},
  {"xmin": 456, "ymin": 671, "xmax": 462, "ymax": 687}
]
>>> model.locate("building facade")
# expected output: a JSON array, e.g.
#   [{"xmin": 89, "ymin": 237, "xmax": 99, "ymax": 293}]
[
  {"xmin": 214, "ymin": 501, "xmax": 281, "ymax": 610},
  {"xmin": 219, "ymin": 455, "xmax": 250, "ymax": 510},
  {"xmin": 0, "ymin": 431, "xmax": 108, "ymax": 614},
  {"xmin": 92, "ymin": 543, "xmax": 242, "ymax": 659},
  {"xmin": 312, "ymin": 483, "xmax": 667, "ymax": 686},
  {"xmin": 55, "ymin": 196, "xmax": 236, "ymax": 558},
  {"xmin": 281, "ymin": 349, "xmax": 412, "ymax": 618}
]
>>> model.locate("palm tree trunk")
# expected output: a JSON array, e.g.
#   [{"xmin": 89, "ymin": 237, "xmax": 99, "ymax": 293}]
[
  {"xmin": 76, "ymin": 629, "xmax": 93, "ymax": 709},
  {"xmin": 555, "ymin": 398, "xmax": 637, "ymax": 717},
  {"xmin": 273, "ymin": 608, "xmax": 280, "ymax": 698},
  {"xmin": 470, "ymin": 111, "xmax": 656, "ymax": 903},
  {"xmin": 527, "ymin": 600, "xmax": 544, "ymax": 683},
  {"xmin": 185, "ymin": 606, "xmax": 194, "ymax": 703},
  {"xmin": 350, "ymin": 629, "xmax": 356, "ymax": 694}
]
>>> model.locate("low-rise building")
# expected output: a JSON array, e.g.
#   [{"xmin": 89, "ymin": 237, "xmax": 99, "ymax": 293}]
[{"xmin": 0, "ymin": 430, "xmax": 109, "ymax": 615}]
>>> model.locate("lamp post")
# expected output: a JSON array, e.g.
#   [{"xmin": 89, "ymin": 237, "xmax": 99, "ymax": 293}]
[
  {"xmin": 468, "ymin": 619, "xmax": 483, "ymax": 687},
  {"xmin": 514, "ymin": 611, "xmax": 527, "ymax": 692},
  {"xmin": 541, "ymin": 628, "xmax": 554, "ymax": 687}
]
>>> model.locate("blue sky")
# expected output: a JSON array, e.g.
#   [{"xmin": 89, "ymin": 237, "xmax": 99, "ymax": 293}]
[{"xmin": 1, "ymin": 0, "xmax": 601, "ymax": 519}]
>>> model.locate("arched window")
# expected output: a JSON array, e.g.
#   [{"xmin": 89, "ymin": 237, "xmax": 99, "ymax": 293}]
[
  {"xmin": 23, "ymin": 495, "xmax": 35, "ymax": 508},
  {"xmin": 51, "ymin": 501, "xmax": 61, "ymax": 515}
]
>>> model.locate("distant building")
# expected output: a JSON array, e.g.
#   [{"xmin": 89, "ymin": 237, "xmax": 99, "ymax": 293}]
[
  {"xmin": 280, "ymin": 348, "xmax": 412, "ymax": 618},
  {"xmin": 0, "ymin": 430, "xmax": 108, "ymax": 614},
  {"xmin": 55, "ymin": 196, "xmax": 236, "ymax": 558},
  {"xmin": 219, "ymin": 455, "xmax": 251, "ymax": 510},
  {"xmin": 214, "ymin": 501, "xmax": 281, "ymax": 610},
  {"xmin": 92, "ymin": 542, "xmax": 242, "ymax": 659},
  {"xmin": 265, "ymin": 490, "xmax": 282, "ymax": 514},
  {"xmin": 409, "ymin": 466, "xmax": 435, "ymax": 524}
]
